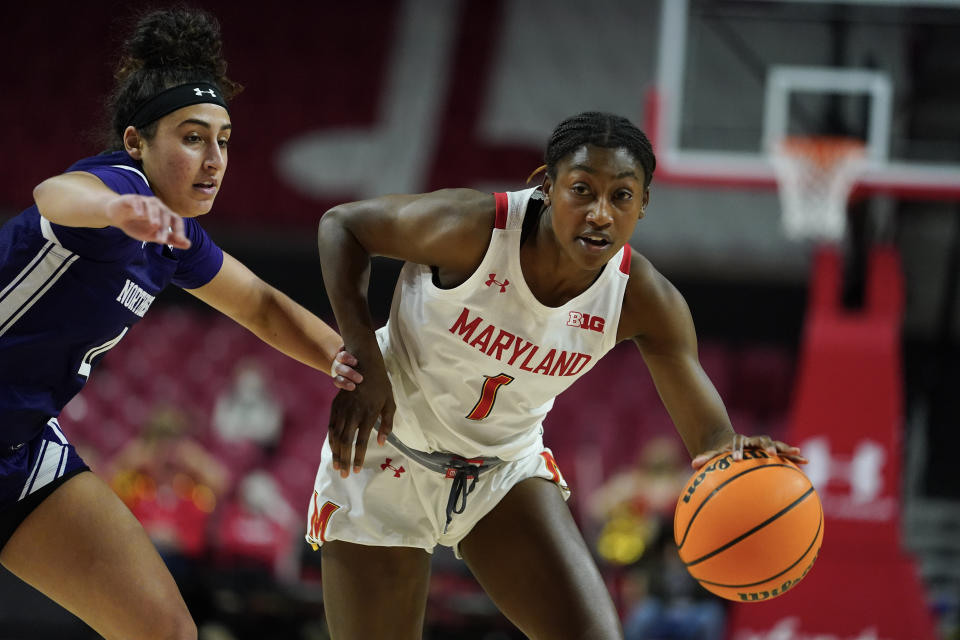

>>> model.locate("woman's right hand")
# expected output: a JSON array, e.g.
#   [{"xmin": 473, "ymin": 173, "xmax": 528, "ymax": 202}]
[
  {"xmin": 327, "ymin": 347, "xmax": 396, "ymax": 478},
  {"xmin": 105, "ymin": 195, "xmax": 192, "ymax": 249}
]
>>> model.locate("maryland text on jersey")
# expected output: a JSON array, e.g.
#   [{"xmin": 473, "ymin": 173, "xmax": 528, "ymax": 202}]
[{"xmin": 449, "ymin": 306, "xmax": 593, "ymax": 377}]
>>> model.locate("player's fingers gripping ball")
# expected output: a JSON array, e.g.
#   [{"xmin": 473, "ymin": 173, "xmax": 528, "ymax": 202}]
[{"xmin": 674, "ymin": 448, "xmax": 823, "ymax": 602}]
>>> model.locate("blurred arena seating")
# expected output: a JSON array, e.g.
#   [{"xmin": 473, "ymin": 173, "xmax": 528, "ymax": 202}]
[
  {"xmin": 61, "ymin": 305, "xmax": 794, "ymax": 543},
  {"xmin": 50, "ymin": 304, "xmax": 794, "ymax": 637}
]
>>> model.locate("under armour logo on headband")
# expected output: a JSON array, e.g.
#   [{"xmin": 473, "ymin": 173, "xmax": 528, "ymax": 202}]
[{"xmin": 124, "ymin": 83, "xmax": 229, "ymax": 135}]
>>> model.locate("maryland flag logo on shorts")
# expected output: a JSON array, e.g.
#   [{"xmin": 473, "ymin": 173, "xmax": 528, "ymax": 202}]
[
  {"xmin": 308, "ymin": 491, "xmax": 340, "ymax": 549},
  {"xmin": 540, "ymin": 451, "xmax": 568, "ymax": 491}
]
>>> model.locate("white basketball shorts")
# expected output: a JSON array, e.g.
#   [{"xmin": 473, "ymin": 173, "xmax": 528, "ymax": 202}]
[{"xmin": 305, "ymin": 434, "xmax": 570, "ymax": 556}]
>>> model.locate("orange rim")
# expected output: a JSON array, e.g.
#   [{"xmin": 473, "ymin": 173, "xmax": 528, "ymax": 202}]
[{"xmin": 777, "ymin": 136, "xmax": 865, "ymax": 170}]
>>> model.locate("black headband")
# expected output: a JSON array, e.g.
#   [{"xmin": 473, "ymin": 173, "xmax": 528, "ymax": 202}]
[{"xmin": 123, "ymin": 82, "xmax": 229, "ymax": 134}]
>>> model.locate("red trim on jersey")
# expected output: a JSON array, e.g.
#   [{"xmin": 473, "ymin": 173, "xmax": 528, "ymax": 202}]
[
  {"xmin": 493, "ymin": 192, "xmax": 509, "ymax": 229},
  {"xmin": 619, "ymin": 244, "xmax": 632, "ymax": 274}
]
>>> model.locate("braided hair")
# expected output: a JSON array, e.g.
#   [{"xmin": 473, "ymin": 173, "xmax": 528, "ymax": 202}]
[
  {"xmin": 543, "ymin": 112, "xmax": 656, "ymax": 188},
  {"xmin": 105, "ymin": 8, "xmax": 242, "ymax": 150}
]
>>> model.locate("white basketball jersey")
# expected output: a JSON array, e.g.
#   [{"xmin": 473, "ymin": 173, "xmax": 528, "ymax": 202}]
[{"xmin": 376, "ymin": 187, "xmax": 632, "ymax": 460}]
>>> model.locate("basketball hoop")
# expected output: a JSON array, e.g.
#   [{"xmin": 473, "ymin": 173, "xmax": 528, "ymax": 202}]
[{"xmin": 769, "ymin": 136, "xmax": 867, "ymax": 243}]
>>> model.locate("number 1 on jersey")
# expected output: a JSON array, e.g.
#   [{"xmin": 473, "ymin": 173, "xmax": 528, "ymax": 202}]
[{"xmin": 466, "ymin": 373, "xmax": 514, "ymax": 420}]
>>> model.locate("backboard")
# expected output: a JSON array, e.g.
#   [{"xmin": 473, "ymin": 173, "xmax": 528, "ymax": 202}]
[{"xmin": 650, "ymin": 0, "xmax": 960, "ymax": 199}]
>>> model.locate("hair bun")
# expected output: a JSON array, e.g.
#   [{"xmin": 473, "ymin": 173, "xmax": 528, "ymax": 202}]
[
  {"xmin": 106, "ymin": 7, "xmax": 241, "ymax": 150},
  {"xmin": 127, "ymin": 8, "xmax": 225, "ymax": 77}
]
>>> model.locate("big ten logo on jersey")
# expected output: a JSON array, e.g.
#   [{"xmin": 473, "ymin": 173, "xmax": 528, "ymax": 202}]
[
  {"xmin": 567, "ymin": 311, "xmax": 605, "ymax": 333},
  {"xmin": 801, "ymin": 436, "xmax": 895, "ymax": 522}
]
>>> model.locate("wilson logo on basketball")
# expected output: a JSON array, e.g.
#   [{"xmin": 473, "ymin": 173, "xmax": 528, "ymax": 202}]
[
  {"xmin": 736, "ymin": 556, "xmax": 818, "ymax": 602},
  {"xmin": 681, "ymin": 448, "xmax": 770, "ymax": 504},
  {"xmin": 567, "ymin": 311, "xmax": 604, "ymax": 333}
]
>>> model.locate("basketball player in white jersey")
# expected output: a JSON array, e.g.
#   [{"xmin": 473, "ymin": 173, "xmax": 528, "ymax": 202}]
[{"xmin": 310, "ymin": 112, "xmax": 805, "ymax": 639}]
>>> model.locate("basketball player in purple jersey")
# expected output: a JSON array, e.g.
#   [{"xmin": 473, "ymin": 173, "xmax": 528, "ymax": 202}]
[
  {"xmin": 0, "ymin": 9, "xmax": 361, "ymax": 639},
  {"xmin": 311, "ymin": 112, "xmax": 806, "ymax": 638}
]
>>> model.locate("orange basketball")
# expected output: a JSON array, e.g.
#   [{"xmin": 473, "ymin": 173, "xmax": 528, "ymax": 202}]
[{"xmin": 674, "ymin": 449, "xmax": 823, "ymax": 602}]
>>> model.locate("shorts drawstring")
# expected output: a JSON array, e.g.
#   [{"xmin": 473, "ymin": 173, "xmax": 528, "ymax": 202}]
[
  {"xmin": 444, "ymin": 462, "xmax": 480, "ymax": 533},
  {"xmin": 375, "ymin": 423, "xmax": 504, "ymax": 534}
]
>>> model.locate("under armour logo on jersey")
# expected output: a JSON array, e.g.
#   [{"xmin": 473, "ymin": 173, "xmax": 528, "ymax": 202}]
[
  {"xmin": 567, "ymin": 311, "xmax": 605, "ymax": 333},
  {"xmin": 194, "ymin": 87, "xmax": 217, "ymax": 97},
  {"xmin": 381, "ymin": 458, "xmax": 405, "ymax": 478},
  {"xmin": 485, "ymin": 273, "xmax": 510, "ymax": 293}
]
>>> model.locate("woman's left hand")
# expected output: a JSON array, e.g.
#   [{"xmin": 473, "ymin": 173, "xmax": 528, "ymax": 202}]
[
  {"xmin": 691, "ymin": 433, "xmax": 807, "ymax": 470},
  {"xmin": 331, "ymin": 347, "xmax": 363, "ymax": 390}
]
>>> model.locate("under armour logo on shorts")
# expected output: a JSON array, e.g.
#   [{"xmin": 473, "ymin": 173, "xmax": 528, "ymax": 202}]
[{"xmin": 381, "ymin": 458, "xmax": 405, "ymax": 478}]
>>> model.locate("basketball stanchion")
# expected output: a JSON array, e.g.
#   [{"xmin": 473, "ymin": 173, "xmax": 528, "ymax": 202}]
[{"xmin": 720, "ymin": 137, "xmax": 939, "ymax": 638}]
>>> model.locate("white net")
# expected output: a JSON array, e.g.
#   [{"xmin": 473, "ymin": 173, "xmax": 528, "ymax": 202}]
[{"xmin": 769, "ymin": 137, "xmax": 867, "ymax": 242}]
